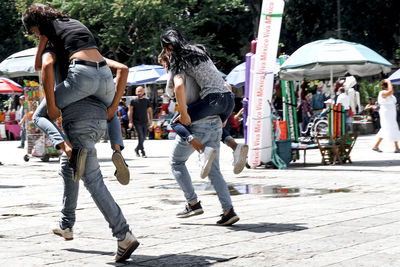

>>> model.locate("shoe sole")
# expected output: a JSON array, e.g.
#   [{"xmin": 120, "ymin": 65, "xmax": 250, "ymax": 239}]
[
  {"xmin": 176, "ymin": 209, "xmax": 204, "ymax": 218},
  {"xmin": 112, "ymin": 153, "xmax": 130, "ymax": 185},
  {"xmin": 73, "ymin": 149, "xmax": 88, "ymax": 183},
  {"xmin": 115, "ymin": 240, "xmax": 140, "ymax": 262},
  {"xmin": 200, "ymin": 150, "xmax": 217, "ymax": 179},
  {"xmin": 52, "ymin": 230, "xmax": 73, "ymax": 241},
  {"xmin": 218, "ymin": 215, "xmax": 240, "ymax": 226},
  {"xmin": 233, "ymin": 145, "xmax": 249, "ymax": 174}
]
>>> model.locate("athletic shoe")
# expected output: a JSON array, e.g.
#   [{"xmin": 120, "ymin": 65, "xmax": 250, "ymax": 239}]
[
  {"xmin": 217, "ymin": 208, "xmax": 240, "ymax": 226},
  {"xmin": 232, "ymin": 144, "xmax": 249, "ymax": 174},
  {"xmin": 52, "ymin": 225, "xmax": 73, "ymax": 241},
  {"xmin": 112, "ymin": 150, "xmax": 130, "ymax": 185},
  {"xmin": 372, "ymin": 147, "xmax": 382, "ymax": 152},
  {"xmin": 141, "ymin": 150, "xmax": 147, "ymax": 158},
  {"xmin": 199, "ymin": 146, "xmax": 216, "ymax": 178},
  {"xmin": 17, "ymin": 145, "xmax": 24, "ymax": 149},
  {"xmin": 115, "ymin": 230, "xmax": 140, "ymax": 262},
  {"xmin": 176, "ymin": 201, "xmax": 204, "ymax": 218},
  {"xmin": 69, "ymin": 148, "xmax": 88, "ymax": 183},
  {"xmin": 395, "ymin": 149, "xmax": 400, "ymax": 153}
]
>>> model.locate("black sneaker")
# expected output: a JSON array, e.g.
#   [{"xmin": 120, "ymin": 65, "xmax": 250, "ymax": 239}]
[
  {"xmin": 217, "ymin": 208, "xmax": 240, "ymax": 226},
  {"xmin": 69, "ymin": 147, "xmax": 88, "ymax": 183},
  {"xmin": 112, "ymin": 150, "xmax": 130, "ymax": 185},
  {"xmin": 135, "ymin": 148, "xmax": 140, "ymax": 157},
  {"xmin": 176, "ymin": 201, "xmax": 204, "ymax": 218},
  {"xmin": 141, "ymin": 150, "xmax": 147, "ymax": 158}
]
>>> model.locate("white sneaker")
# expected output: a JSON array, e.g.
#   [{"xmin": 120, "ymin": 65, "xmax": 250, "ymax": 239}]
[
  {"xmin": 199, "ymin": 146, "xmax": 217, "ymax": 179},
  {"xmin": 115, "ymin": 230, "xmax": 140, "ymax": 262},
  {"xmin": 52, "ymin": 225, "xmax": 73, "ymax": 241},
  {"xmin": 232, "ymin": 144, "xmax": 249, "ymax": 174}
]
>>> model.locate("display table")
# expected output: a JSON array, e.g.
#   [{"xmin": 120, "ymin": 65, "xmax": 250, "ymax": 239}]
[{"xmin": 0, "ymin": 124, "xmax": 21, "ymax": 140}]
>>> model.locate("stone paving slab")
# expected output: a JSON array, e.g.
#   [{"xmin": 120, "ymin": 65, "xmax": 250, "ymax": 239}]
[{"xmin": 1, "ymin": 134, "xmax": 400, "ymax": 266}]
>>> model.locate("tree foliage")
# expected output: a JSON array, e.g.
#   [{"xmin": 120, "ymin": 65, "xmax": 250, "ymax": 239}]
[{"xmin": 2, "ymin": 0, "xmax": 399, "ymax": 73}]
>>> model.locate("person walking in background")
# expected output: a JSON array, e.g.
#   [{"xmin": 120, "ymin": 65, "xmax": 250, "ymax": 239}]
[
  {"xmin": 372, "ymin": 79, "xmax": 400, "ymax": 153},
  {"xmin": 17, "ymin": 95, "xmax": 26, "ymax": 148},
  {"xmin": 129, "ymin": 86, "xmax": 153, "ymax": 158},
  {"xmin": 118, "ymin": 101, "xmax": 130, "ymax": 139},
  {"xmin": 311, "ymin": 86, "xmax": 325, "ymax": 113}
]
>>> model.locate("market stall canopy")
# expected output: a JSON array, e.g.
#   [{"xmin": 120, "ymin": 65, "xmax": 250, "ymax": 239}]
[
  {"xmin": 388, "ymin": 69, "xmax": 400, "ymax": 85},
  {"xmin": 0, "ymin": 77, "xmax": 23, "ymax": 94},
  {"xmin": 126, "ymin": 64, "xmax": 166, "ymax": 86},
  {"xmin": 279, "ymin": 38, "xmax": 392, "ymax": 81},
  {"xmin": 0, "ymin": 48, "xmax": 38, "ymax": 78}
]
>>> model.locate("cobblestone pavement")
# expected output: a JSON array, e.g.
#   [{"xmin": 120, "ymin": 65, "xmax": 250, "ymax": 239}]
[{"xmin": 0, "ymin": 134, "xmax": 400, "ymax": 266}]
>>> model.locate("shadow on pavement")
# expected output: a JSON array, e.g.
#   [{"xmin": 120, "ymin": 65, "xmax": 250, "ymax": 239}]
[
  {"xmin": 115, "ymin": 253, "xmax": 236, "ymax": 266},
  {"xmin": 180, "ymin": 222, "xmax": 308, "ymax": 233},
  {"xmin": 64, "ymin": 248, "xmax": 114, "ymax": 256}
]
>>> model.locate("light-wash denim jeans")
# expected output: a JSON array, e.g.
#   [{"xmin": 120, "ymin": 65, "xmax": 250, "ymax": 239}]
[
  {"xmin": 33, "ymin": 100, "xmax": 124, "ymax": 150},
  {"xmin": 33, "ymin": 60, "xmax": 124, "ymax": 150},
  {"xmin": 59, "ymin": 119, "xmax": 129, "ymax": 240},
  {"xmin": 170, "ymin": 120, "xmax": 233, "ymax": 212}
]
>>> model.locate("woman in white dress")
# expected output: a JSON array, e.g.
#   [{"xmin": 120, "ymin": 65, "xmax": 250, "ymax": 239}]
[{"xmin": 372, "ymin": 79, "xmax": 400, "ymax": 153}]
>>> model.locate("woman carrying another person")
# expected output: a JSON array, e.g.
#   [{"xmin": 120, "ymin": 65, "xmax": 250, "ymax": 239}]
[
  {"xmin": 159, "ymin": 30, "xmax": 248, "ymax": 177},
  {"xmin": 372, "ymin": 79, "xmax": 400, "ymax": 153}
]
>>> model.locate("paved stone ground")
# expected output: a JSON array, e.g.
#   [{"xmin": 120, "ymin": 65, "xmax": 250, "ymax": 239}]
[{"xmin": 0, "ymin": 134, "xmax": 400, "ymax": 266}]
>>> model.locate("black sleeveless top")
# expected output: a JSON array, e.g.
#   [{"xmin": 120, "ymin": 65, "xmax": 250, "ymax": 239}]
[{"xmin": 38, "ymin": 18, "xmax": 98, "ymax": 58}]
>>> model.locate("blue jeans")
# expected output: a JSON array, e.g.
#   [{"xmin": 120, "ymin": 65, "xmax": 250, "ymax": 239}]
[
  {"xmin": 170, "ymin": 120, "xmax": 233, "ymax": 212},
  {"xmin": 59, "ymin": 119, "xmax": 129, "ymax": 240},
  {"xmin": 19, "ymin": 125, "xmax": 26, "ymax": 147},
  {"xmin": 33, "ymin": 60, "xmax": 124, "ymax": 149},
  {"xmin": 133, "ymin": 122, "xmax": 147, "ymax": 152},
  {"xmin": 33, "ymin": 100, "xmax": 124, "ymax": 150},
  {"xmin": 171, "ymin": 92, "xmax": 235, "ymax": 142}
]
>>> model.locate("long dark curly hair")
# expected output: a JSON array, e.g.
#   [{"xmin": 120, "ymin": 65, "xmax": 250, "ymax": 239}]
[
  {"xmin": 22, "ymin": 3, "xmax": 68, "ymax": 32},
  {"xmin": 160, "ymin": 29, "xmax": 210, "ymax": 74}
]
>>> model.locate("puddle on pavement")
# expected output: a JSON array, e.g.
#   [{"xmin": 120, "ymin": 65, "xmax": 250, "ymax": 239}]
[{"xmin": 151, "ymin": 184, "xmax": 350, "ymax": 198}]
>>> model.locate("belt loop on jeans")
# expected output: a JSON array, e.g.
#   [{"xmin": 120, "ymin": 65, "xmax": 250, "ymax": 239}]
[
  {"xmin": 96, "ymin": 62, "xmax": 99, "ymax": 70},
  {"xmin": 71, "ymin": 59, "xmax": 76, "ymax": 68}
]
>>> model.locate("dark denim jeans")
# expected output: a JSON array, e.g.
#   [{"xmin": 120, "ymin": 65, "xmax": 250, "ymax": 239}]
[
  {"xmin": 171, "ymin": 92, "xmax": 235, "ymax": 142},
  {"xmin": 133, "ymin": 122, "xmax": 148, "ymax": 152}
]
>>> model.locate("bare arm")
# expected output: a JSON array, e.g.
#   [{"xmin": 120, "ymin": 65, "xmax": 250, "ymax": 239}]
[
  {"xmin": 128, "ymin": 105, "xmax": 133, "ymax": 129},
  {"xmin": 147, "ymin": 107, "xmax": 153, "ymax": 127},
  {"xmin": 41, "ymin": 52, "xmax": 60, "ymax": 120},
  {"xmin": 105, "ymin": 58, "xmax": 128, "ymax": 120},
  {"xmin": 34, "ymin": 35, "xmax": 48, "ymax": 71},
  {"xmin": 173, "ymin": 75, "xmax": 191, "ymax": 125},
  {"xmin": 381, "ymin": 79, "xmax": 394, "ymax": 98}
]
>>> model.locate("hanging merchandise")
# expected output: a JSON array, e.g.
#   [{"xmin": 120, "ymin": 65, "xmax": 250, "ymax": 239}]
[{"xmin": 23, "ymin": 82, "xmax": 62, "ymax": 162}]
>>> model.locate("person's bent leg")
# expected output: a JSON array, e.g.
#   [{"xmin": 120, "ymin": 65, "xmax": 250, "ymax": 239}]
[
  {"xmin": 33, "ymin": 100, "xmax": 67, "ymax": 149},
  {"xmin": 108, "ymin": 114, "xmax": 130, "ymax": 185},
  {"xmin": 68, "ymin": 120, "xmax": 131, "ymax": 238}
]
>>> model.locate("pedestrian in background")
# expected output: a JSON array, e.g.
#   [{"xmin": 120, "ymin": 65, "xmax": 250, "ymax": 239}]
[
  {"xmin": 372, "ymin": 79, "xmax": 400, "ymax": 153},
  {"xmin": 17, "ymin": 95, "xmax": 26, "ymax": 149},
  {"xmin": 129, "ymin": 86, "xmax": 153, "ymax": 157},
  {"xmin": 118, "ymin": 101, "xmax": 130, "ymax": 139}
]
